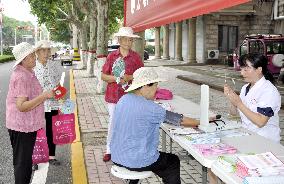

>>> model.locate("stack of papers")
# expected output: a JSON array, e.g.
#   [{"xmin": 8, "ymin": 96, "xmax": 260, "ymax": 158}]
[
  {"xmin": 192, "ymin": 143, "xmax": 237, "ymax": 156},
  {"xmin": 243, "ymin": 175, "xmax": 284, "ymax": 184},
  {"xmin": 185, "ymin": 132, "xmax": 221, "ymax": 144},
  {"xmin": 185, "ymin": 130, "xmax": 249, "ymax": 145},
  {"xmin": 217, "ymin": 155, "xmax": 239, "ymax": 173},
  {"xmin": 237, "ymin": 152, "xmax": 284, "ymax": 178},
  {"xmin": 169, "ymin": 127, "xmax": 200, "ymax": 135}
]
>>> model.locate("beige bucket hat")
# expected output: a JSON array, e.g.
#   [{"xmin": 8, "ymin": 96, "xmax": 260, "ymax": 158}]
[
  {"xmin": 12, "ymin": 42, "xmax": 40, "ymax": 68},
  {"xmin": 35, "ymin": 40, "xmax": 51, "ymax": 49},
  {"xmin": 114, "ymin": 27, "xmax": 140, "ymax": 38},
  {"xmin": 125, "ymin": 67, "xmax": 165, "ymax": 92}
]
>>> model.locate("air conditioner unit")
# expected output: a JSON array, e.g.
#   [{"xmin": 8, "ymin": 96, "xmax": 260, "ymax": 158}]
[{"xmin": 208, "ymin": 50, "xmax": 219, "ymax": 59}]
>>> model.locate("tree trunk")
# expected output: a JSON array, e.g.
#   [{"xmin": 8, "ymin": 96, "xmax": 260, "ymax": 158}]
[
  {"xmin": 96, "ymin": 0, "xmax": 108, "ymax": 56},
  {"xmin": 95, "ymin": 0, "xmax": 109, "ymax": 94},
  {"xmin": 87, "ymin": 15, "xmax": 97, "ymax": 76},
  {"xmin": 80, "ymin": 24, "xmax": 88, "ymax": 70},
  {"xmin": 72, "ymin": 24, "xmax": 78, "ymax": 49}
]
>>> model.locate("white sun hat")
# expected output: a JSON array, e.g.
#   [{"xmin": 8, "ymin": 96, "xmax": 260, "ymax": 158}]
[
  {"xmin": 114, "ymin": 27, "xmax": 140, "ymax": 38},
  {"xmin": 125, "ymin": 67, "xmax": 166, "ymax": 92},
  {"xmin": 35, "ymin": 40, "xmax": 51, "ymax": 49},
  {"xmin": 12, "ymin": 42, "xmax": 40, "ymax": 68}
]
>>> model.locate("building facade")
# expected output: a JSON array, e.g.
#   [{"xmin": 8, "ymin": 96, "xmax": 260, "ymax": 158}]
[{"xmin": 157, "ymin": 0, "xmax": 276, "ymax": 64}]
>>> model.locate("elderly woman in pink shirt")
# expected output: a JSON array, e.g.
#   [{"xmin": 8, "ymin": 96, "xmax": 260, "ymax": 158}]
[{"xmin": 6, "ymin": 42, "xmax": 54, "ymax": 184}]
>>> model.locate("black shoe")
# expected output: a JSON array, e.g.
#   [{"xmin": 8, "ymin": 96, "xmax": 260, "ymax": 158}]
[
  {"xmin": 32, "ymin": 164, "xmax": 38, "ymax": 171},
  {"xmin": 49, "ymin": 159, "xmax": 61, "ymax": 166}
]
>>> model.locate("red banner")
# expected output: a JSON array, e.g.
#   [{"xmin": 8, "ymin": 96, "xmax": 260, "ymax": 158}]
[{"xmin": 124, "ymin": 0, "xmax": 251, "ymax": 32}]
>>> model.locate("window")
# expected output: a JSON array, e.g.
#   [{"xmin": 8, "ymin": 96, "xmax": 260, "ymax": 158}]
[
  {"xmin": 218, "ymin": 25, "xmax": 238, "ymax": 53},
  {"xmin": 240, "ymin": 41, "xmax": 248, "ymax": 56},
  {"xmin": 249, "ymin": 41, "xmax": 264, "ymax": 54},
  {"xmin": 265, "ymin": 41, "xmax": 284, "ymax": 54}
]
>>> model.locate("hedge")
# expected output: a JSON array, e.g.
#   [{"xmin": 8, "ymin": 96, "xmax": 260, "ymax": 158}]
[{"xmin": 0, "ymin": 55, "xmax": 15, "ymax": 63}]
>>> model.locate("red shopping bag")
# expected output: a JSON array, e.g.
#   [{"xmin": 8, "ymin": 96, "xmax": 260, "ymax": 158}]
[
  {"xmin": 32, "ymin": 129, "xmax": 49, "ymax": 164},
  {"xmin": 155, "ymin": 88, "xmax": 173, "ymax": 100},
  {"xmin": 52, "ymin": 113, "xmax": 76, "ymax": 145}
]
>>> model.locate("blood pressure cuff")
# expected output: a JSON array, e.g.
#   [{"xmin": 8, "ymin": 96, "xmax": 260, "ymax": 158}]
[
  {"xmin": 257, "ymin": 107, "xmax": 274, "ymax": 117},
  {"xmin": 164, "ymin": 110, "xmax": 183, "ymax": 126}
]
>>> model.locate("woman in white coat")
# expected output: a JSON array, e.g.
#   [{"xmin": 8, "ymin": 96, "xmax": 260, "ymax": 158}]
[{"xmin": 224, "ymin": 53, "xmax": 281, "ymax": 143}]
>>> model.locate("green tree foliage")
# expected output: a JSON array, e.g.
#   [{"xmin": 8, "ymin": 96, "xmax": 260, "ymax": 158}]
[
  {"xmin": 47, "ymin": 21, "xmax": 71, "ymax": 44},
  {"xmin": 2, "ymin": 15, "xmax": 34, "ymax": 46},
  {"xmin": 27, "ymin": 0, "xmax": 124, "ymax": 43},
  {"xmin": 28, "ymin": 0, "xmax": 71, "ymax": 43},
  {"xmin": 108, "ymin": 0, "xmax": 124, "ymax": 36}
]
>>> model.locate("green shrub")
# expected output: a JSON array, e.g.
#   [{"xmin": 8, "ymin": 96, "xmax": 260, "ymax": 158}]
[
  {"xmin": 0, "ymin": 55, "xmax": 15, "ymax": 63},
  {"xmin": 145, "ymin": 45, "xmax": 155, "ymax": 55},
  {"xmin": 3, "ymin": 47, "xmax": 13, "ymax": 55},
  {"xmin": 145, "ymin": 45, "xmax": 163, "ymax": 55}
]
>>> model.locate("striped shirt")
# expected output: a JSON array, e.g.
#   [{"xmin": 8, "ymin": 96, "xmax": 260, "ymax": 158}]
[{"xmin": 110, "ymin": 94, "xmax": 166, "ymax": 168}]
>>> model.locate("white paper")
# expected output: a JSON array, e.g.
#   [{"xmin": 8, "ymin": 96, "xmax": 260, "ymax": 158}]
[{"xmin": 238, "ymin": 152, "xmax": 284, "ymax": 170}]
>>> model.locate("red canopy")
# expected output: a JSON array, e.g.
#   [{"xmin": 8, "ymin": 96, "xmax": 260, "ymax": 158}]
[{"xmin": 124, "ymin": 0, "xmax": 251, "ymax": 32}]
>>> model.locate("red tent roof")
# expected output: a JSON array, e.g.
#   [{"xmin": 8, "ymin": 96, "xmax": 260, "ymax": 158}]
[{"xmin": 124, "ymin": 0, "xmax": 251, "ymax": 32}]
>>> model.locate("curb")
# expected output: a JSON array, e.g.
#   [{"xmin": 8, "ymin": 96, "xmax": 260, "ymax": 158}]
[{"xmin": 70, "ymin": 69, "xmax": 88, "ymax": 184}]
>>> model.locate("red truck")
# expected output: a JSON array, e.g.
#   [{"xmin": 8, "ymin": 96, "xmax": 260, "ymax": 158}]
[{"xmin": 234, "ymin": 34, "xmax": 284, "ymax": 80}]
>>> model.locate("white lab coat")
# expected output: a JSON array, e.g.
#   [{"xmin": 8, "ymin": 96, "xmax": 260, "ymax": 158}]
[{"xmin": 239, "ymin": 77, "xmax": 281, "ymax": 143}]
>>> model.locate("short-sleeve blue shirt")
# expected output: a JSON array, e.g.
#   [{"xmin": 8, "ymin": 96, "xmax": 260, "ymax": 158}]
[{"xmin": 110, "ymin": 94, "xmax": 166, "ymax": 168}]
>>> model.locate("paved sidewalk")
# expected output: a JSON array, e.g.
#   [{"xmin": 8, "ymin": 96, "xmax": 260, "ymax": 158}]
[
  {"xmin": 72, "ymin": 59, "xmax": 284, "ymax": 184},
  {"xmin": 73, "ymin": 69, "xmax": 206, "ymax": 184}
]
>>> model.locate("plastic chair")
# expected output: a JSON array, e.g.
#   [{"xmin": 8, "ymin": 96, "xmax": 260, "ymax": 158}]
[{"xmin": 111, "ymin": 165, "xmax": 153, "ymax": 184}]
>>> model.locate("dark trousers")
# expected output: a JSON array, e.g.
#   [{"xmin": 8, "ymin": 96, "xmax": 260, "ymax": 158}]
[
  {"xmin": 114, "ymin": 152, "xmax": 181, "ymax": 184},
  {"xmin": 45, "ymin": 110, "xmax": 58, "ymax": 157},
  {"xmin": 8, "ymin": 129, "xmax": 37, "ymax": 184}
]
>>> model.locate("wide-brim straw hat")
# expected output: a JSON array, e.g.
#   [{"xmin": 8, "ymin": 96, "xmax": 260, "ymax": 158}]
[
  {"xmin": 12, "ymin": 42, "xmax": 41, "ymax": 68},
  {"xmin": 114, "ymin": 27, "xmax": 140, "ymax": 38},
  {"xmin": 125, "ymin": 67, "xmax": 166, "ymax": 92},
  {"xmin": 35, "ymin": 40, "xmax": 51, "ymax": 49}
]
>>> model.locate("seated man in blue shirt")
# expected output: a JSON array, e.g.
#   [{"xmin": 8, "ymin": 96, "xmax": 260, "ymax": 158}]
[{"xmin": 110, "ymin": 67, "xmax": 200, "ymax": 184}]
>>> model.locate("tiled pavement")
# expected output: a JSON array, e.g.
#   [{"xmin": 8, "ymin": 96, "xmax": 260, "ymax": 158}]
[
  {"xmin": 73, "ymin": 68, "xmax": 207, "ymax": 184},
  {"xmin": 73, "ymin": 60, "xmax": 284, "ymax": 184}
]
